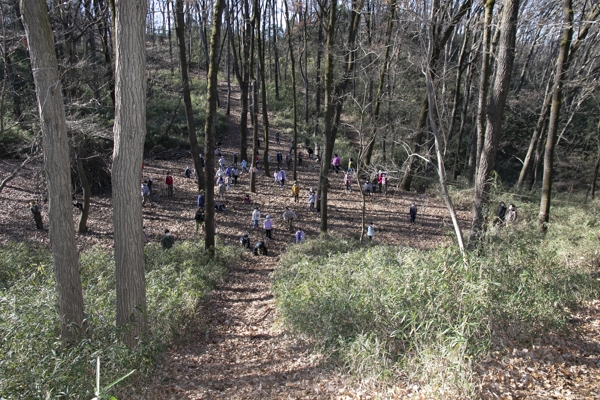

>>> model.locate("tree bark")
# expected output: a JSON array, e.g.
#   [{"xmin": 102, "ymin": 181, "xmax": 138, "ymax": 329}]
[
  {"xmin": 76, "ymin": 150, "xmax": 91, "ymax": 233},
  {"xmin": 21, "ymin": 0, "xmax": 86, "ymax": 341},
  {"xmin": 283, "ymin": 0, "xmax": 298, "ymax": 181},
  {"xmin": 591, "ymin": 120, "xmax": 600, "ymax": 200},
  {"xmin": 204, "ymin": 0, "xmax": 225, "ymax": 252},
  {"xmin": 470, "ymin": 0, "xmax": 519, "ymax": 241},
  {"xmin": 175, "ymin": 0, "xmax": 204, "ymax": 190},
  {"xmin": 111, "ymin": 0, "xmax": 147, "ymax": 348}
]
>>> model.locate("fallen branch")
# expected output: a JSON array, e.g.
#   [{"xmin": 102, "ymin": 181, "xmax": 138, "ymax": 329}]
[{"xmin": 0, "ymin": 154, "xmax": 40, "ymax": 194}]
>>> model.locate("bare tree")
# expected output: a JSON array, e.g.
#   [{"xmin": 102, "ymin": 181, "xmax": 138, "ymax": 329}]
[{"xmin": 21, "ymin": 0, "xmax": 85, "ymax": 341}]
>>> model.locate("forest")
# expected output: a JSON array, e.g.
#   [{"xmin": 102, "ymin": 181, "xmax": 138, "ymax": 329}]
[{"xmin": 1, "ymin": 0, "xmax": 600, "ymax": 398}]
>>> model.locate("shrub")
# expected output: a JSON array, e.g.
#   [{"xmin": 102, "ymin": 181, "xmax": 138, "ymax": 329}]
[
  {"xmin": 273, "ymin": 209, "xmax": 600, "ymax": 397},
  {"xmin": 0, "ymin": 239, "xmax": 235, "ymax": 399}
]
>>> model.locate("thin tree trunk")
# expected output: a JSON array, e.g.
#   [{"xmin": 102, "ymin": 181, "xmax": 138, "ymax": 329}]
[
  {"xmin": 256, "ymin": 0, "xmax": 270, "ymax": 178},
  {"xmin": 283, "ymin": 0, "xmax": 298, "ymax": 181},
  {"xmin": 21, "ymin": 0, "xmax": 86, "ymax": 341},
  {"xmin": 517, "ymin": 77, "xmax": 552, "ymax": 189},
  {"xmin": 590, "ymin": 120, "xmax": 600, "ymax": 200},
  {"xmin": 175, "ymin": 0, "xmax": 204, "ymax": 190},
  {"xmin": 76, "ymin": 151, "xmax": 91, "ymax": 233},
  {"xmin": 204, "ymin": 0, "xmax": 225, "ymax": 252}
]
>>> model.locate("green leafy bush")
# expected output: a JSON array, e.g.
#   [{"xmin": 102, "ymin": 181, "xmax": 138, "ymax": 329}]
[{"xmin": 0, "ymin": 239, "xmax": 235, "ymax": 399}]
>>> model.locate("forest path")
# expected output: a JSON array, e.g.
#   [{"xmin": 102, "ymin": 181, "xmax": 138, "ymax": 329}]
[{"xmin": 130, "ymin": 249, "xmax": 370, "ymax": 399}]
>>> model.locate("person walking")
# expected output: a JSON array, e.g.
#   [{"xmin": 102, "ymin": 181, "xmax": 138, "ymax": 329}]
[
  {"xmin": 147, "ymin": 176, "xmax": 153, "ymax": 194},
  {"xmin": 184, "ymin": 166, "xmax": 191, "ymax": 181},
  {"xmin": 275, "ymin": 131, "xmax": 280, "ymax": 144},
  {"xmin": 276, "ymin": 151, "xmax": 283, "ymax": 169},
  {"xmin": 165, "ymin": 172, "xmax": 174, "ymax": 198},
  {"xmin": 252, "ymin": 206, "xmax": 261, "ymax": 229},
  {"xmin": 344, "ymin": 171, "xmax": 353, "ymax": 192},
  {"xmin": 308, "ymin": 190, "xmax": 316, "ymax": 211},
  {"xmin": 29, "ymin": 201, "xmax": 43, "ymax": 230},
  {"xmin": 332, "ymin": 154, "xmax": 341, "ymax": 172},
  {"xmin": 298, "ymin": 151, "xmax": 303, "ymax": 166},
  {"xmin": 279, "ymin": 168, "xmax": 287, "ymax": 187},
  {"xmin": 409, "ymin": 202, "xmax": 417, "ymax": 224},
  {"xmin": 283, "ymin": 207, "xmax": 297, "ymax": 232},
  {"xmin": 291, "ymin": 181, "xmax": 300, "ymax": 202},
  {"xmin": 233, "ymin": 152, "xmax": 238, "ymax": 165},
  {"xmin": 218, "ymin": 181, "xmax": 226, "ymax": 200},
  {"xmin": 197, "ymin": 191, "xmax": 205, "ymax": 208},
  {"xmin": 241, "ymin": 159, "xmax": 248, "ymax": 173},
  {"xmin": 286, "ymin": 151, "xmax": 292, "ymax": 170},
  {"xmin": 263, "ymin": 215, "xmax": 273, "ymax": 240}
]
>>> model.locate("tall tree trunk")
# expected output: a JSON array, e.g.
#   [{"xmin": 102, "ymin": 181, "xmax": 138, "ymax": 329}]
[
  {"xmin": 470, "ymin": 0, "xmax": 519, "ymax": 240},
  {"xmin": 204, "ymin": 0, "xmax": 225, "ymax": 251},
  {"xmin": 539, "ymin": 1, "xmax": 599, "ymax": 228},
  {"xmin": 21, "ymin": 0, "xmax": 86, "ymax": 341},
  {"xmin": 175, "ymin": 0, "xmax": 204, "ymax": 190},
  {"xmin": 473, "ymin": 0, "xmax": 495, "ymax": 183},
  {"xmin": 314, "ymin": 12, "xmax": 323, "ymax": 137},
  {"xmin": 364, "ymin": 0, "xmax": 397, "ymax": 166},
  {"xmin": 256, "ymin": 0, "xmax": 270, "ymax": 178},
  {"xmin": 111, "ymin": 0, "xmax": 148, "ymax": 349},
  {"xmin": 271, "ymin": 0, "xmax": 279, "ymax": 99},
  {"xmin": 283, "ymin": 0, "xmax": 298, "ymax": 181}
]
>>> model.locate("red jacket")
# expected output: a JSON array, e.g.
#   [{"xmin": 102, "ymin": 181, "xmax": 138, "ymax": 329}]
[{"xmin": 166, "ymin": 175, "xmax": 173, "ymax": 185}]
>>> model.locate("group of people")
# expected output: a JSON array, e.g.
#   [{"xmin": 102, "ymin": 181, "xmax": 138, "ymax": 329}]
[{"xmin": 496, "ymin": 202, "xmax": 517, "ymax": 226}]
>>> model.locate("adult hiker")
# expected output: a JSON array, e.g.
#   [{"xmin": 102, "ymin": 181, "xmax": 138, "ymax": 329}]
[
  {"xmin": 161, "ymin": 229, "xmax": 175, "ymax": 249},
  {"xmin": 276, "ymin": 151, "xmax": 283, "ymax": 169},
  {"xmin": 291, "ymin": 181, "xmax": 300, "ymax": 202},
  {"xmin": 165, "ymin": 172, "xmax": 174, "ymax": 198},
  {"xmin": 275, "ymin": 131, "xmax": 280, "ymax": 144},
  {"xmin": 233, "ymin": 152, "xmax": 238, "ymax": 165},
  {"xmin": 29, "ymin": 200, "xmax": 43, "ymax": 230},
  {"xmin": 307, "ymin": 147, "xmax": 314, "ymax": 160},
  {"xmin": 263, "ymin": 215, "xmax": 273, "ymax": 241},
  {"xmin": 381, "ymin": 173, "xmax": 388, "ymax": 195},
  {"xmin": 308, "ymin": 188, "xmax": 316, "ymax": 211},
  {"xmin": 184, "ymin": 166, "xmax": 191, "ymax": 180},
  {"xmin": 409, "ymin": 202, "xmax": 417, "ymax": 224},
  {"xmin": 252, "ymin": 206, "xmax": 261, "ymax": 229},
  {"xmin": 298, "ymin": 151, "xmax": 303, "ymax": 166},
  {"xmin": 241, "ymin": 159, "xmax": 248, "ymax": 173},
  {"xmin": 253, "ymin": 241, "xmax": 268, "ymax": 256},
  {"xmin": 147, "ymin": 176, "xmax": 153, "ymax": 194},
  {"xmin": 285, "ymin": 151, "xmax": 292, "ymax": 170},
  {"xmin": 283, "ymin": 207, "xmax": 297, "ymax": 232}
]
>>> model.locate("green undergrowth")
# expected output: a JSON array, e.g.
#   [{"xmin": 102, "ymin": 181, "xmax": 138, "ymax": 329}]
[
  {"xmin": 273, "ymin": 205, "xmax": 600, "ymax": 398},
  {"xmin": 0, "ymin": 239, "xmax": 236, "ymax": 399}
]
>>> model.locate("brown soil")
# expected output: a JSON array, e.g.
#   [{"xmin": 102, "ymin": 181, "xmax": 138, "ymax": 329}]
[{"xmin": 1, "ymin": 84, "xmax": 598, "ymax": 399}]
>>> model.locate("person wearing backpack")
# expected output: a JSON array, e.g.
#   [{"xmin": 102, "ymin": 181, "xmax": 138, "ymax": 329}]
[{"xmin": 291, "ymin": 181, "xmax": 300, "ymax": 202}]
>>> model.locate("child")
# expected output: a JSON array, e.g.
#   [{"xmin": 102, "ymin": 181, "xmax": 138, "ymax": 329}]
[
  {"xmin": 344, "ymin": 172, "xmax": 352, "ymax": 192},
  {"xmin": 264, "ymin": 215, "xmax": 273, "ymax": 240},
  {"xmin": 243, "ymin": 194, "xmax": 251, "ymax": 204},
  {"xmin": 241, "ymin": 159, "xmax": 248, "ymax": 173},
  {"xmin": 252, "ymin": 206, "xmax": 261, "ymax": 229},
  {"xmin": 291, "ymin": 181, "xmax": 300, "ymax": 202},
  {"xmin": 409, "ymin": 202, "xmax": 417, "ymax": 224},
  {"xmin": 194, "ymin": 207, "xmax": 205, "ymax": 232},
  {"xmin": 240, "ymin": 233, "xmax": 251, "ymax": 249},
  {"xmin": 295, "ymin": 228, "xmax": 305, "ymax": 244},
  {"xmin": 308, "ymin": 191, "xmax": 316, "ymax": 211},
  {"xmin": 367, "ymin": 222, "xmax": 375, "ymax": 240},
  {"xmin": 233, "ymin": 165, "xmax": 239, "ymax": 184}
]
